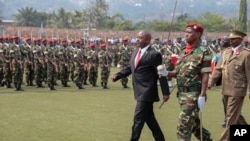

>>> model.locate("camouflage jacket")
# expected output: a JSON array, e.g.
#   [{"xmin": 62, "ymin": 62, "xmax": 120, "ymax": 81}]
[{"xmin": 175, "ymin": 43, "xmax": 212, "ymax": 86}]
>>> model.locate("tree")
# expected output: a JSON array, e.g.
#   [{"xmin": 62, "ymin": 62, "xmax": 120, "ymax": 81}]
[
  {"xmin": 85, "ymin": 0, "xmax": 109, "ymax": 29},
  {"xmin": 238, "ymin": 0, "xmax": 247, "ymax": 32},
  {"xmin": 14, "ymin": 7, "xmax": 38, "ymax": 26},
  {"xmin": 52, "ymin": 8, "xmax": 73, "ymax": 28},
  {"xmin": 177, "ymin": 13, "xmax": 188, "ymax": 22},
  {"xmin": 199, "ymin": 12, "xmax": 230, "ymax": 32}
]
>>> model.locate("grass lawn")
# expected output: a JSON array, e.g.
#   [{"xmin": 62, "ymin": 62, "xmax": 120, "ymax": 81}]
[{"xmin": 0, "ymin": 67, "xmax": 249, "ymax": 141}]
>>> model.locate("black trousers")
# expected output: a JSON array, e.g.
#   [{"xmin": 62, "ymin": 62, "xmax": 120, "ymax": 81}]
[{"xmin": 130, "ymin": 101, "xmax": 165, "ymax": 141}]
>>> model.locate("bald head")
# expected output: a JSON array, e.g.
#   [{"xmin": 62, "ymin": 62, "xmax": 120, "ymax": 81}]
[{"xmin": 137, "ymin": 30, "xmax": 152, "ymax": 48}]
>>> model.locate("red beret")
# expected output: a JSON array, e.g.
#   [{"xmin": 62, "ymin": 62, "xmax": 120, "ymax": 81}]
[
  {"xmin": 11, "ymin": 36, "xmax": 19, "ymax": 39},
  {"xmin": 100, "ymin": 43, "xmax": 106, "ymax": 48},
  {"xmin": 186, "ymin": 23, "xmax": 204, "ymax": 34},
  {"xmin": 89, "ymin": 43, "xmax": 95, "ymax": 48}
]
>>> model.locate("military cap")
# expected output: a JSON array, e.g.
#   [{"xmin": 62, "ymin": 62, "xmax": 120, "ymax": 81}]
[
  {"xmin": 73, "ymin": 54, "xmax": 78, "ymax": 58},
  {"xmin": 100, "ymin": 43, "xmax": 106, "ymax": 48},
  {"xmin": 10, "ymin": 36, "xmax": 18, "ymax": 40},
  {"xmin": 229, "ymin": 30, "xmax": 247, "ymax": 39},
  {"xmin": 186, "ymin": 23, "xmax": 204, "ymax": 34},
  {"xmin": 154, "ymin": 37, "xmax": 160, "ymax": 41},
  {"xmin": 89, "ymin": 43, "xmax": 95, "ymax": 48},
  {"xmin": 176, "ymin": 36, "xmax": 182, "ymax": 40}
]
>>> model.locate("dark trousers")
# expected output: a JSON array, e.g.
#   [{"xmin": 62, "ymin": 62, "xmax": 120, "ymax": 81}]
[{"xmin": 130, "ymin": 101, "xmax": 165, "ymax": 141}]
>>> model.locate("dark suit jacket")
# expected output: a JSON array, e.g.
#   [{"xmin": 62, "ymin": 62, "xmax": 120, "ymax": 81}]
[{"xmin": 115, "ymin": 46, "xmax": 170, "ymax": 102}]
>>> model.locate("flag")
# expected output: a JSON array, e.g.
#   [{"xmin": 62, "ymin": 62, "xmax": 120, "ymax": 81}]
[
  {"xmin": 39, "ymin": 23, "xmax": 43, "ymax": 38},
  {"xmin": 210, "ymin": 55, "xmax": 217, "ymax": 75}
]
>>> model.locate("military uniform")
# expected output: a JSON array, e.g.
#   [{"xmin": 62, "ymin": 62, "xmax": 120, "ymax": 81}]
[
  {"xmin": 45, "ymin": 49, "xmax": 58, "ymax": 90},
  {"xmin": 33, "ymin": 47, "xmax": 45, "ymax": 88},
  {"xmin": 117, "ymin": 37, "xmax": 132, "ymax": 88},
  {"xmin": 209, "ymin": 30, "xmax": 250, "ymax": 141},
  {"xmin": 171, "ymin": 23, "xmax": 212, "ymax": 141},
  {"xmin": 12, "ymin": 49, "xmax": 24, "ymax": 91},
  {"xmin": 87, "ymin": 44, "xmax": 99, "ymax": 87},
  {"xmin": 73, "ymin": 53, "xmax": 85, "ymax": 89},
  {"xmin": 175, "ymin": 43, "xmax": 212, "ymax": 141},
  {"xmin": 98, "ymin": 43, "xmax": 112, "ymax": 89}
]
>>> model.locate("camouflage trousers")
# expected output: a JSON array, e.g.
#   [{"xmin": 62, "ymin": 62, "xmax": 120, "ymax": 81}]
[
  {"xmin": 13, "ymin": 68, "xmax": 23, "ymax": 85},
  {"xmin": 74, "ymin": 69, "xmax": 84, "ymax": 85},
  {"xmin": 177, "ymin": 92, "xmax": 212, "ymax": 141},
  {"xmin": 88, "ymin": 66, "xmax": 98, "ymax": 86},
  {"xmin": 100, "ymin": 67, "xmax": 110, "ymax": 84}
]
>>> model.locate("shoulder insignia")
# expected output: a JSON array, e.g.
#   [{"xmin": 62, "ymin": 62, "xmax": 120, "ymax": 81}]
[{"xmin": 243, "ymin": 47, "xmax": 250, "ymax": 51}]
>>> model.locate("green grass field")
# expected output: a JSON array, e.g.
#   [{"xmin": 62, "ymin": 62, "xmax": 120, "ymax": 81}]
[{"xmin": 0, "ymin": 67, "xmax": 250, "ymax": 141}]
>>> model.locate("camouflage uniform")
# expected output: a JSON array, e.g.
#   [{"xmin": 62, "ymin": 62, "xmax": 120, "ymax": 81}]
[
  {"xmin": 73, "ymin": 53, "xmax": 85, "ymax": 89},
  {"xmin": 98, "ymin": 45, "xmax": 112, "ymax": 89},
  {"xmin": 23, "ymin": 45, "xmax": 34, "ymax": 86},
  {"xmin": 87, "ymin": 46, "xmax": 99, "ymax": 87},
  {"xmin": 12, "ymin": 49, "xmax": 24, "ymax": 91},
  {"xmin": 117, "ymin": 45, "xmax": 132, "ymax": 88},
  {"xmin": 2, "ymin": 47, "xmax": 13, "ymax": 88},
  {"xmin": 58, "ymin": 49, "xmax": 70, "ymax": 87},
  {"xmin": 0, "ymin": 49, "xmax": 4, "ymax": 86},
  {"xmin": 33, "ymin": 48, "xmax": 45, "ymax": 88},
  {"xmin": 175, "ymin": 43, "xmax": 212, "ymax": 141},
  {"xmin": 45, "ymin": 50, "xmax": 57, "ymax": 90},
  {"xmin": 112, "ymin": 43, "xmax": 119, "ymax": 67}
]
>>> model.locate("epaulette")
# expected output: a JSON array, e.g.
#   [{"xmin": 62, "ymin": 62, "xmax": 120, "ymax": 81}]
[{"xmin": 243, "ymin": 47, "xmax": 250, "ymax": 51}]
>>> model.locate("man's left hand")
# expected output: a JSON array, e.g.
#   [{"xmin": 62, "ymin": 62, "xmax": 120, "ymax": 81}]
[{"xmin": 163, "ymin": 95, "xmax": 170, "ymax": 102}]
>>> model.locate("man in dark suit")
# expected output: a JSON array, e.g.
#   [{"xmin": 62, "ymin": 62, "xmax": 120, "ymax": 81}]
[{"xmin": 111, "ymin": 30, "xmax": 170, "ymax": 141}]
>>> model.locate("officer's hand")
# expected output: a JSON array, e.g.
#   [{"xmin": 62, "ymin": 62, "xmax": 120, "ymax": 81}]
[
  {"xmin": 207, "ymin": 82, "xmax": 212, "ymax": 89},
  {"xmin": 157, "ymin": 65, "xmax": 168, "ymax": 77},
  {"xmin": 163, "ymin": 95, "xmax": 170, "ymax": 102},
  {"xmin": 198, "ymin": 96, "xmax": 206, "ymax": 112}
]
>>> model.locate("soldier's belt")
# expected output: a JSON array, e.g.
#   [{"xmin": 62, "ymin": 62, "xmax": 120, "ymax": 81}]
[{"xmin": 177, "ymin": 86, "xmax": 200, "ymax": 93}]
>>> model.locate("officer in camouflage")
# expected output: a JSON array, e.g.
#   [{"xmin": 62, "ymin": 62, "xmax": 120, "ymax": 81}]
[
  {"xmin": 87, "ymin": 43, "xmax": 99, "ymax": 87},
  {"xmin": 117, "ymin": 36, "xmax": 132, "ymax": 88},
  {"xmin": 98, "ymin": 43, "xmax": 112, "ymax": 89},
  {"xmin": 159, "ymin": 23, "xmax": 213, "ymax": 141},
  {"xmin": 11, "ymin": 48, "xmax": 24, "ymax": 91}
]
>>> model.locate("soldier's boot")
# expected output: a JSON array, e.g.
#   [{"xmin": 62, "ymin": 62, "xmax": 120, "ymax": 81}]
[
  {"xmin": 1, "ymin": 81, "xmax": 5, "ymax": 87},
  {"xmin": 51, "ymin": 84, "xmax": 56, "ymax": 90},
  {"xmin": 29, "ymin": 80, "xmax": 34, "ymax": 86},
  {"xmin": 37, "ymin": 82, "xmax": 44, "ymax": 88},
  {"xmin": 7, "ymin": 82, "xmax": 12, "ymax": 88},
  {"xmin": 48, "ymin": 84, "xmax": 56, "ymax": 91},
  {"xmin": 18, "ymin": 84, "xmax": 24, "ymax": 91},
  {"xmin": 103, "ymin": 83, "xmax": 108, "ymax": 89},
  {"xmin": 26, "ymin": 81, "xmax": 30, "ymax": 86},
  {"xmin": 77, "ymin": 83, "xmax": 83, "ymax": 90},
  {"xmin": 83, "ymin": 81, "xmax": 88, "ymax": 85},
  {"xmin": 36, "ymin": 81, "xmax": 40, "ymax": 88},
  {"xmin": 14, "ymin": 83, "xmax": 18, "ymax": 91},
  {"xmin": 101, "ymin": 82, "xmax": 103, "ymax": 87},
  {"xmin": 64, "ymin": 82, "xmax": 70, "ymax": 87}
]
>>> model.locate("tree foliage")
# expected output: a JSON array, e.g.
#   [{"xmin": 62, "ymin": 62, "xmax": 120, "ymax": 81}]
[
  {"xmin": 238, "ymin": 0, "xmax": 247, "ymax": 32},
  {"xmin": 12, "ymin": 0, "xmax": 248, "ymax": 33}
]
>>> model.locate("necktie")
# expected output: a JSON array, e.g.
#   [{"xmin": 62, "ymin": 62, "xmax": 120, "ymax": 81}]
[{"xmin": 135, "ymin": 50, "xmax": 141, "ymax": 67}]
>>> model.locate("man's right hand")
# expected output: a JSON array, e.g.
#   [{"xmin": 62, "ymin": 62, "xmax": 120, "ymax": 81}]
[{"xmin": 111, "ymin": 74, "xmax": 118, "ymax": 82}]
